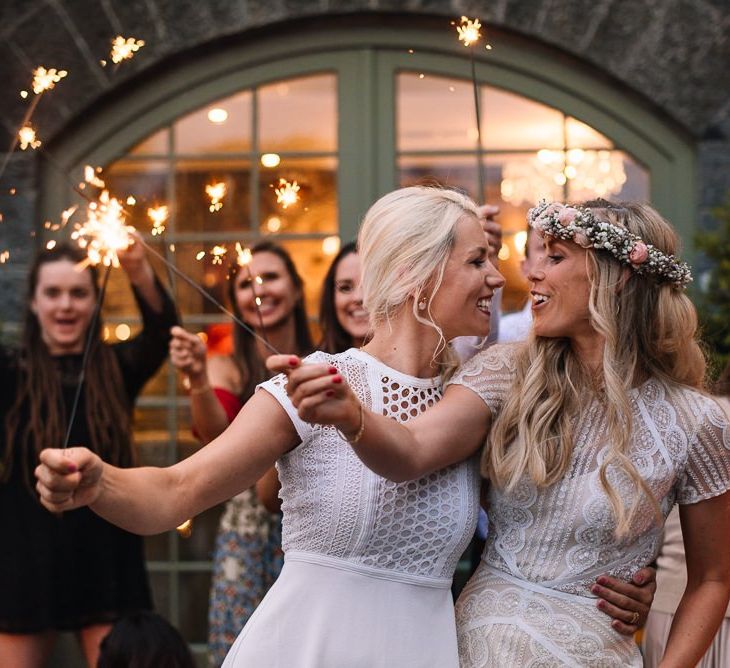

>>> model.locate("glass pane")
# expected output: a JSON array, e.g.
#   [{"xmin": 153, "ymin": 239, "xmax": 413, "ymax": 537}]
[
  {"xmin": 104, "ymin": 160, "xmax": 170, "ymax": 231},
  {"xmin": 128, "ymin": 127, "xmax": 169, "ymax": 155},
  {"xmin": 175, "ymin": 159, "xmax": 252, "ymax": 233},
  {"xmin": 482, "ymin": 86, "xmax": 565, "ymax": 150},
  {"xmin": 498, "ymin": 151, "xmax": 566, "ymax": 207},
  {"xmin": 397, "ymin": 73, "xmax": 475, "ymax": 151},
  {"xmin": 612, "ymin": 152, "xmax": 650, "ymax": 201},
  {"xmin": 178, "ymin": 572, "xmax": 213, "ymax": 643},
  {"xmin": 175, "ymin": 90, "xmax": 252, "ymax": 154},
  {"xmin": 566, "ymin": 116, "xmax": 612, "ymax": 149},
  {"xmin": 398, "ymin": 154, "xmax": 478, "ymax": 200},
  {"xmin": 258, "ymin": 157, "xmax": 338, "ymax": 235},
  {"xmin": 259, "ymin": 74, "xmax": 337, "ymax": 152}
]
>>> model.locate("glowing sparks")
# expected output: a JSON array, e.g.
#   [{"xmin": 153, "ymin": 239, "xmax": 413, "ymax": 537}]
[
  {"xmin": 110, "ymin": 36, "xmax": 145, "ymax": 64},
  {"xmin": 84, "ymin": 165, "xmax": 105, "ymax": 189},
  {"xmin": 46, "ymin": 240, "xmax": 57, "ymax": 250},
  {"xmin": 71, "ymin": 190, "xmax": 135, "ymax": 267},
  {"xmin": 454, "ymin": 16, "xmax": 491, "ymax": 49},
  {"xmin": 210, "ymin": 245, "xmax": 228, "ymax": 265},
  {"xmin": 20, "ymin": 91, "xmax": 29, "ymax": 99},
  {"xmin": 0, "ymin": 251, "xmax": 9, "ymax": 264},
  {"xmin": 274, "ymin": 178, "xmax": 300, "ymax": 209},
  {"xmin": 31, "ymin": 67, "xmax": 68, "ymax": 94},
  {"xmin": 126, "ymin": 196, "xmax": 137, "ymax": 206},
  {"xmin": 235, "ymin": 242, "xmax": 252, "ymax": 267},
  {"xmin": 18, "ymin": 125, "xmax": 41, "ymax": 150},
  {"xmin": 195, "ymin": 251, "xmax": 206, "ymax": 261},
  {"xmin": 206, "ymin": 181, "xmax": 226, "ymax": 212},
  {"xmin": 61, "ymin": 206, "xmax": 78, "ymax": 227},
  {"xmin": 147, "ymin": 205, "xmax": 169, "ymax": 236}
]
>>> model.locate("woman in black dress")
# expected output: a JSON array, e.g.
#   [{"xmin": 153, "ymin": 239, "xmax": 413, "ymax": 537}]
[{"xmin": 0, "ymin": 238, "xmax": 177, "ymax": 666}]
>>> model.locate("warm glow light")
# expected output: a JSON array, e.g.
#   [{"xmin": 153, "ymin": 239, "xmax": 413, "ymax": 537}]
[
  {"xmin": 207, "ymin": 108, "xmax": 228, "ymax": 124},
  {"xmin": 498, "ymin": 244, "xmax": 510, "ymax": 261},
  {"xmin": 0, "ymin": 251, "xmax": 9, "ymax": 264},
  {"xmin": 71, "ymin": 190, "xmax": 134, "ymax": 267},
  {"xmin": 455, "ymin": 16, "xmax": 482, "ymax": 47},
  {"xmin": 206, "ymin": 181, "xmax": 227, "ymax": 212},
  {"xmin": 31, "ymin": 66, "xmax": 67, "ymax": 94},
  {"xmin": 110, "ymin": 36, "xmax": 145, "ymax": 64},
  {"xmin": 266, "ymin": 216, "xmax": 282, "ymax": 232},
  {"xmin": 260, "ymin": 153, "xmax": 281, "ymax": 168},
  {"xmin": 274, "ymin": 178, "xmax": 300, "ymax": 209},
  {"xmin": 235, "ymin": 242, "xmax": 252, "ymax": 266},
  {"xmin": 46, "ymin": 240, "xmax": 56, "ymax": 250},
  {"xmin": 84, "ymin": 165, "xmax": 105, "ymax": 188},
  {"xmin": 514, "ymin": 231, "xmax": 528, "ymax": 257},
  {"xmin": 210, "ymin": 245, "xmax": 227, "ymax": 265},
  {"xmin": 18, "ymin": 125, "xmax": 41, "ymax": 150},
  {"xmin": 126, "ymin": 196, "xmax": 137, "ymax": 206},
  {"xmin": 147, "ymin": 206, "xmax": 169, "ymax": 236},
  {"xmin": 196, "ymin": 251, "xmax": 206, "ymax": 261},
  {"xmin": 322, "ymin": 236, "xmax": 340, "ymax": 256},
  {"xmin": 115, "ymin": 323, "xmax": 131, "ymax": 341}
]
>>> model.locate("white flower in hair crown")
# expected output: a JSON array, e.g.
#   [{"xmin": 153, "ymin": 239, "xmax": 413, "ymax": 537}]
[{"xmin": 527, "ymin": 200, "xmax": 693, "ymax": 287}]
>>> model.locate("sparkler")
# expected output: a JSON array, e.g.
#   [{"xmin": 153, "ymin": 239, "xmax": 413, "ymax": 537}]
[
  {"xmin": 18, "ymin": 125, "xmax": 41, "ymax": 151},
  {"xmin": 453, "ymin": 16, "xmax": 491, "ymax": 203},
  {"xmin": 147, "ymin": 205, "xmax": 169, "ymax": 236},
  {"xmin": 235, "ymin": 242, "xmax": 270, "ymax": 344},
  {"xmin": 206, "ymin": 181, "xmax": 226, "ymax": 212},
  {"xmin": 109, "ymin": 36, "xmax": 145, "ymax": 64},
  {"xmin": 274, "ymin": 179, "xmax": 300, "ymax": 209}
]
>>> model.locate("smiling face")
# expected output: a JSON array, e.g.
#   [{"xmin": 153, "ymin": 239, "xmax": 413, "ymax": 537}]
[
  {"xmin": 333, "ymin": 251, "xmax": 369, "ymax": 345},
  {"xmin": 528, "ymin": 237, "xmax": 594, "ymax": 341},
  {"xmin": 234, "ymin": 250, "xmax": 300, "ymax": 330},
  {"xmin": 429, "ymin": 215, "xmax": 506, "ymax": 341},
  {"xmin": 32, "ymin": 259, "xmax": 97, "ymax": 355}
]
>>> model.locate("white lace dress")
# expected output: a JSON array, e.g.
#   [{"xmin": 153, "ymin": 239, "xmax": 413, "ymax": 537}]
[
  {"xmin": 223, "ymin": 349, "xmax": 480, "ymax": 667},
  {"xmin": 450, "ymin": 344, "xmax": 730, "ymax": 667}
]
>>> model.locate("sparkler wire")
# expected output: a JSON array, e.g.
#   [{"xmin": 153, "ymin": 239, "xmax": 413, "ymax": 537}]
[
  {"xmin": 63, "ymin": 264, "xmax": 112, "ymax": 449},
  {"xmin": 0, "ymin": 95, "xmax": 42, "ymax": 183},
  {"xmin": 469, "ymin": 49, "xmax": 486, "ymax": 203},
  {"xmin": 136, "ymin": 237, "xmax": 281, "ymax": 356}
]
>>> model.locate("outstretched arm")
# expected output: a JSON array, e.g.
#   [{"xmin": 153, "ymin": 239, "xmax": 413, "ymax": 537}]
[
  {"xmin": 267, "ymin": 355, "xmax": 491, "ymax": 481},
  {"xmin": 36, "ymin": 389, "xmax": 299, "ymax": 534}
]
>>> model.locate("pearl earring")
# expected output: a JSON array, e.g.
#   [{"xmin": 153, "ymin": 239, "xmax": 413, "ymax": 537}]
[{"xmin": 418, "ymin": 297, "xmax": 427, "ymax": 311}]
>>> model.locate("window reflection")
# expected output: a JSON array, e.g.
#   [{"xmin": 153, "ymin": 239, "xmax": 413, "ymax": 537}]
[{"xmin": 259, "ymin": 74, "xmax": 337, "ymax": 152}]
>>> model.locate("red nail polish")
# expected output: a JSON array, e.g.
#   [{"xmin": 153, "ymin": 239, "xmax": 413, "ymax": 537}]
[
  {"xmin": 67, "ymin": 462, "xmax": 78, "ymax": 473},
  {"xmin": 328, "ymin": 366, "xmax": 338, "ymax": 374},
  {"xmin": 325, "ymin": 390, "xmax": 335, "ymax": 397},
  {"xmin": 288, "ymin": 356, "xmax": 299, "ymax": 367},
  {"xmin": 597, "ymin": 576, "xmax": 608, "ymax": 586},
  {"xmin": 332, "ymin": 375, "xmax": 342, "ymax": 384}
]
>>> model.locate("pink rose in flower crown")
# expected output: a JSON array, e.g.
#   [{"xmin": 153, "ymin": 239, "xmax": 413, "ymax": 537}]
[
  {"xmin": 557, "ymin": 207, "xmax": 579, "ymax": 226},
  {"xmin": 629, "ymin": 242, "xmax": 649, "ymax": 264},
  {"xmin": 573, "ymin": 231, "xmax": 591, "ymax": 248}
]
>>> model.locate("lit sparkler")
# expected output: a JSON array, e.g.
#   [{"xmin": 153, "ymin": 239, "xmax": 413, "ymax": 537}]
[
  {"xmin": 210, "ymin": 245, "xmax": 228, "ymax": 265},
  {"xmin": 18, "ymin": 125, "xmax": 41, "ymax": 150},
  {"xmin": 206, "ymin": 181, "xmax": 227, "ymax": 212},
  {"xmin": 274, "ymin": 178, "xmax": 300, "ymax": 209},
  {"xmin": 32, "ymin": 66, "xmax": 68, "ymax": 94},
  {"xmin": 234, "ymin": 242, "xmax": 269, "ymax": 343},
  {"xmin": 84, "ymin": 165, "xmax": 106, "ymax": 189},
  {"xmin": 147, "ymin": 205, "xmax": 169, "ymax": 236},
  {"xmin": 71, "ymin": 190, "xmax": 135, "ymax": 267},
  {"xmin": 110, "ymin": 36, "xmax": 145, "ymax": 64}
]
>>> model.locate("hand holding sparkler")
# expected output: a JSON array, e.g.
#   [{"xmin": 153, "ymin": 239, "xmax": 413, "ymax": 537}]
[
  {"xmin": 478, "ymin": 204, "xmax": 502, "ymax": 262},
  {"xmin": 169, "ymin": 326, "xmax": 209, "ymax": 389}
]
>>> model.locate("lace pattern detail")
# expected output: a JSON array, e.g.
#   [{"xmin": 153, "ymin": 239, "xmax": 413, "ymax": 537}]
[{"xmin": 260, "ymin": 348, "xmax": 479, "ymax": 581}]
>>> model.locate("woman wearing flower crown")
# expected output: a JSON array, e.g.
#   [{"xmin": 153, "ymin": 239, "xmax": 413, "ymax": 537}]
[{"xmin": 272, "ymin": 199, "xmax": 730, "ymax": 667}]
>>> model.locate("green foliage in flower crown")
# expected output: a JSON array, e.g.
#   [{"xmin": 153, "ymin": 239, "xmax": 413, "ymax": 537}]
[{"xmin": 695, "ymin": 191, "xmax": 730, "ymax": 378}]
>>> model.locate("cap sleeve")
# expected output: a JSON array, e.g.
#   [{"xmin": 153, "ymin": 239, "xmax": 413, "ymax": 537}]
[
  {"xmin": 676, "ymin": 397, "xmax": 730, "ymax": 505},
  {"xmin": 446, "ymin": 343, "xmax": 519, "ymax": 418},
  {"xmin": 256, "ymin": 351, "xmax": 333, "ymax": 443}
]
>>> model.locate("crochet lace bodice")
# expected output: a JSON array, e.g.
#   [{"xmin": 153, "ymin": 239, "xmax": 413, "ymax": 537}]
[{"xmin": 260, "ymin": 348, "xmax": 480, "ymax": 582}]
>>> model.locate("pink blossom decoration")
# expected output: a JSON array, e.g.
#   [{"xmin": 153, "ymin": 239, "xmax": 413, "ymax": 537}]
[
  {"xmin": 629, "ymin": 242, "xmax": 649, "ymax": 264},
  {"xmin": 558, "ymin": 207, "xmax": 579, "ymax": 226},
  {"xmin": 573, "ymin": 231, "xmax": 591, "ymax": 248}
]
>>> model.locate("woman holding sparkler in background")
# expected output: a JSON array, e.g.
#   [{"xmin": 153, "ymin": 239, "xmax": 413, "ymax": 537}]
[
  {"xmin": 0, "ymin": 238, "xmax": 176, "ymax": 667},
  {"xmin": 168, "ymin": 240, "xmax": 313, "ymax": 665}
]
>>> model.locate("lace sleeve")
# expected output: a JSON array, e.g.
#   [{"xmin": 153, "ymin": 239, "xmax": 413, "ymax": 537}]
[
  {"xmin": 676, "ymin": 397, "xmax": 730, "ymax": 505},
  {"xmin": 446, "ymin": 343, "xmax": 519, "ymax": 417},
  {"xmin": 256, "ymin": 351, "xmax": 333, "ymax": 443}
]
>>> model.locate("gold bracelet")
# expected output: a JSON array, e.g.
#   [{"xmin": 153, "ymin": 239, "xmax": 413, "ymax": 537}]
[
  {"xmin": 189, "ymin": 383, "xmax": 211, "ymax": 396},
  {"xmin": 336, "ymin": 403, "xmax": 365, "ymax": 444}
]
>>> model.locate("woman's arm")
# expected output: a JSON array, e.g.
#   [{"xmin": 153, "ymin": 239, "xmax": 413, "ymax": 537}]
[
  {"xmin": 659, "ymin": 492, "xmax": 730, "ymax": 667},
  {"xmin": 35, "ymin": 389, "xmax": 299, "ymax": 534},
  {"xmin": 169, "ymin": 326, "xmax": 235, "ymax": 443},
  {"xmin": 267, "ymin": 356, "xmax": 491, "ymax": 481}
]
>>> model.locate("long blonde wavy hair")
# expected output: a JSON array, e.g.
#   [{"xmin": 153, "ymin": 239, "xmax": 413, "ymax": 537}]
[
  {"xmin": 358, "ymin": 186, "xmax": 482, "ymax": 377},
  {"xmin": 486, "ymin": 201, "xmax": 706, "ymax": 537}
]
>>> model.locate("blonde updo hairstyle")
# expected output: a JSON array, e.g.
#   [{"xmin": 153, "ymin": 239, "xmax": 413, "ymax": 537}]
[
  {"xmin": 487, "ymin": 200, "xmax": 705, "ymax": 537},
  {"xmin": 358, "ymin": 186, "xmax": 481, "ymax": 374}
]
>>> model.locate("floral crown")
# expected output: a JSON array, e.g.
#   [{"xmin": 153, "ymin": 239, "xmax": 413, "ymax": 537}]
[{"xmin": 527, "ymin": 200, "xmax": 692, "ymax": 287}]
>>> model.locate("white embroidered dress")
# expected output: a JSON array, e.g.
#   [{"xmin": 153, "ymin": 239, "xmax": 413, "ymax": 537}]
[
  {"xmin": 450, "ymin": 344, "xmax": 730, "ymax": 667},
  {"xmin": 223, "ymin": 349, "xmax": 480, "ymax": 667}
]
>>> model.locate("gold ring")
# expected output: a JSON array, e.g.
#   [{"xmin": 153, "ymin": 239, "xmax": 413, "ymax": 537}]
[{"xmin": 630, "ymin": 611, "xmax": 639, "ymax": 625}]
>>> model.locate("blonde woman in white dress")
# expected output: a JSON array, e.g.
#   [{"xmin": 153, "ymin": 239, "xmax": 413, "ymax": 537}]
[{"xmin": 276, "ymin": 199, "xmax": 730, "ymax": 667}]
